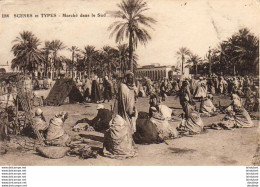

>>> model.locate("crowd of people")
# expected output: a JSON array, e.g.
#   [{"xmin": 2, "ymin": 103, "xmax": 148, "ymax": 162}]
[
  {"xmin": 32, "ymin": 77, "xmax": 53, "ymax": 90},
  {"xmin": 28, "ymin": 71, "xmax": 259, "ymax": 159},
  {"xmin": 0, "ymin": 71, "xmax": 259, "ymax": 159}
]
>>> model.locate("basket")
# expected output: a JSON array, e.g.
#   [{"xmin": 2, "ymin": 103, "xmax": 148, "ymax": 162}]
[{"xmin": 36, "ymin": 146, "xmax": 70, "ymax": 159}]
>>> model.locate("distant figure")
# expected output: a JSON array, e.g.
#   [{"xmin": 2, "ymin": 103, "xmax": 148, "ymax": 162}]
[
  {"xmin": 91, "ymin": 75, "xmax": 101, "ymax": 103},
  {"xmin": 83, "ymin": 76, "xmax": 92, "ymax": 102},
  {"xmin": 179, "ymin": 80, "xmax": 193, "ymax": 112},
  {"xmin": 43, "ymin": 78, "xmax": 49, "ymax": 89},
  {"xmin": 103, "ymin": 76, "xmax": 113, "ymax": 103},
  {"xmin": 194, "ymin": 77, "xmax": 207, "ymax": 99},
  {"xmin": 200, "ymin": 94, "xmax": 217, "ymax": 116},
  {"xmin": 178, "ymin": 103, "xmax": 204, "ymax": 135},
  {"xmin": 32, "ymin": 91, "xmax": 43, "ymax": 107},
  {"xmin": 160, "ymin": 80, "xmax": 168, "ymax": 101},
  {"xmin": 211, "ymin": 94, "xmax": 253, "ymax": 130}
]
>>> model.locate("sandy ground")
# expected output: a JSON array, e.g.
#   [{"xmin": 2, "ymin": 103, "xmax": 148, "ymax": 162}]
[{"xmin": 0, "ymin": 90, "xmax": 259, "ymax": 166}]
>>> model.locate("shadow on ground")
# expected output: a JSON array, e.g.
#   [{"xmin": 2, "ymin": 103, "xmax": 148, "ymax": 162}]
[{"xmin": 168, "ymin": 147, "xmax": 196, "ymax": 154}]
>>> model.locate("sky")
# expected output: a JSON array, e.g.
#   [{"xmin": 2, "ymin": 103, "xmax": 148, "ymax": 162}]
[{"xmin": 0, "ymin": 0, "xmax": 259, "ymax": 67}]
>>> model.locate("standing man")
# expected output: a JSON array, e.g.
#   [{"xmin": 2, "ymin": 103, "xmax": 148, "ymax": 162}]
[
  {"xmin": 83, "ymin": 75, "xmax": 92, "ymax": 102},
  {"xmin": 116, "ymin": 71, "xmax": 138, "ymax": 134},
  {"xmin": 160, "ymin": 79, "xmax": 168, "ymax": 101},
  {"xmin": 179, "ymin": 80, "xmax": 193, "ymax": 112},
  {"xmin": 91, "ymin": 75, "xmax": 101, "ymax": 103},
  {"xmin": 103, "ymin": 76, "xmax": 112, "ymax": 103},
  {"xmin": 103, "ymin": 71, "xmax": 138, "ymax": 159}
]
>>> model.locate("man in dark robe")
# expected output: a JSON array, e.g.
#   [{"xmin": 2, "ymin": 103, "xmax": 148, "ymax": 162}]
[
  {"xmin": 160, "ymin": 80, "xmax": 168, "ymax": 101},
  {"xmin": 103, "ymin": 76, "xmax": 112, "ymax": 103},
  {"xmin": 76, "ymin": 104, "xmax": 112, "ymax": 132},
  {"xmin": 91, "ymin": 75, "xmax": 101, "ymax": 103},
  {"xmin": 179, "ymin": 80, "xmax": 193, "ymax": 112}
]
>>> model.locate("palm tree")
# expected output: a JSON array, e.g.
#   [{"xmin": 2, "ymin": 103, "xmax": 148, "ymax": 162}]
[
  {"xmin": 63, "ymin": 57, "xmax": 72, "ymax": 74},
  {"xmin": 11, "ymin": 31, "xmax": 44, "ymax": 74},
  {"xmin": 176, "ymin": 47, "xmax": 191, "ymax": 75},
  {"xmin": 233, "ymin": 30, "xmax": 259, "ymax": 75},
  {"xmin": 108, "ymin": 0, "xmax": 156, "ymax": 72},
  {"xmin": 236, "ymin": 28, "xmax": 250, "ymax": 42},
  {"xmin": 101, "ymin": 46, "xmax": 118, "ymax": 76},
  {"xmin": 68, "ymin": 46, "xmax": 80, "ymax": 78},
  {"xmin": 81, "ymin": 45, "xmax": 97, "ymax": 76},
  {"xmin": 187, "ymin": 53, "xmax": 202, "ymax": 77},
  {"xmin": 117, "ymin": 44, "xmax": 129, "ymax": 75},
  {"xmin": 49, "ymin": 40, "xmax": 66, "ymax": 74},
  {"xmin": 116, "ymin": 43, "xmax": 139, "ymax": 76},
  {"xmin": 94, "ymin": 50, "xmax": 106, "ymax": 76}
]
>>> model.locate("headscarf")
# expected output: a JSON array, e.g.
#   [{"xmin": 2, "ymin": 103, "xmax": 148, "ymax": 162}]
[
  {"xmin": 207, "ymin": 94, "xmax": 213, "ymax": 99},
  {"xmin": 125, "ymin": 71, "xmax": 135, "ymax": 89},
  {"xmin": 35, "ymin": 108, "xmax": 43, "ymax": 116},
  {"xmin": 55, "ymin": 111, "xmax": 68, "ymax": 122},
  {"xmin": 232, "ymin": 94, "xmax": 240, "ymax": 101},
  {"xmin": 149, "ymin": 94, "xmax": 161, "ymax": 106},
  {"xmin": 233, "ymin": 99, "xmax": 242, "ymax": 108},
  {"xmin": 125, "ymin": 71, "xmax": 134, "ymax": 77}
]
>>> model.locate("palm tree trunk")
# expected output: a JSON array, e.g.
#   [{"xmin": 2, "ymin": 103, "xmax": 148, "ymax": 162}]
[
  {"xmin": 181, "ymin": 55, "xmax": 184, "ymax": 75},
  {"xmin": 195, "ymin": 64, "xmax": 198, "ymax": 77},
  {"xmin": 129, "ymin": 30, "xmax": 134, "ymax": 72},
  {"xmin": 71, "ymin": 51, "xmax": 74, "ymax": 79},
  {"xmin": 120, "ymin": 59, "xmax": 123, "ymax": 77},
  {"xmin": 44, "ymin": 53, "xmax": 48, "ymax": 77},
  {"xmin": 84, "ymin": 58, "xmax": 87, "ymax": 76},
  {"xmin": 88, "ymin": 57, "xmax": 91, "ymax": 77},
  {"xmin": 108, "ymin": 60, "xmax": 111, "ymax": 76}
]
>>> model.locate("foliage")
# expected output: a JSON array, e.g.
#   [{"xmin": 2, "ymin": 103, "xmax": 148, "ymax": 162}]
[
  {"xmin": 11, "ymin": 31, "xmax": 44, "ymax": 73},
  {"xmin": 176, "ymin": 47, "xmax": 191, "ymax": 74},
  {"xmin": 108, "ymin": 0, "xmax": 156, "ymax": 72},
  {"xmin": 186, "ymin": 53, "xmax": 202, "ymax": 76},
  {"xmin": 210, "ymin": 28, "xmax": 259, "ymax": 76}
]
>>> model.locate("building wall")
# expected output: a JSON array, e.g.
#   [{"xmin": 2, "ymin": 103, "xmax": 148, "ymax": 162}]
[
  {"xmin": 136, "ymin": 66, "xmax": 173, "ymax": 80},
  {"xmin": 136, "ymin": 65, "xmax": 190, "ymax": 80},
  {"xmin": 0, "ymin": 65, "xmax": 13, "ymax": 72}
]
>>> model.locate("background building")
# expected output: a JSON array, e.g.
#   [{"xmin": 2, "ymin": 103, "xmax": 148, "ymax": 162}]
[
  {"xmin": 0, "ymin": 64, "xmax": 13, "ymax": 73},
  {"xmin": 136, "ymin": 64, "xmax": 190, "ymax": 80}
]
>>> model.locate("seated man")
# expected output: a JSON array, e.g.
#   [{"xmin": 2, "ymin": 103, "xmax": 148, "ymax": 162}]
[
  {"xmin": 33, "ymin": 108, "xmax": 48, "ymax": 133},
  {"xmin": 134, "ymin": 94, "xmax": 178, "ymax": 144},
  {"xmin": 237, "ymin": 87, "xmax": 244, "ymax": 97},
  {"xmin": 38, "ymin": 79, "xmax": 43, "ymax": 89},
  {"xmin": 200, "ymin": 94, "xmax": 217, "ymax": 116},
  {"xmin": 43, "ymin": 78, "xmax": 49, "ymax": 89},
  {"xmin": 45, "ymin": 111, "xmax": 71, "ymax": 147},
  {"xmin": 76, "ymin": 104, "xmax": 112, "ymax": 133},
  {"xmin": 211, "ymin": 95, "xmax": 253, "ymax": 130},
  {"xmin": 32, "ymin": 91, "xmax": 43, "ymax": 107},
  {"xmin": 178, "ymin": 103, "xmax": 204, "ymax": 135}
]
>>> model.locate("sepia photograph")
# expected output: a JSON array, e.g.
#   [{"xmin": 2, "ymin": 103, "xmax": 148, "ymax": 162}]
[{"xmin": 0, "ymin": 0, "xmax": 259, "ymax": 166}]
